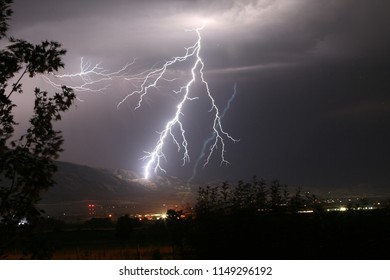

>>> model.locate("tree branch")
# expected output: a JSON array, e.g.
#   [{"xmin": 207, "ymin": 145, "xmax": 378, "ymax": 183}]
[{"xmin": 7, "ymin": 65, "xmax": 28, "ymax": 99}]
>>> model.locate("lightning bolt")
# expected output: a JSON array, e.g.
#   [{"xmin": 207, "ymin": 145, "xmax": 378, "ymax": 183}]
[
  {"xmin": 117, "ymin": 26, "xmax": 238, "ymax": 179},
  {"xmin": 43, "ymin": 57, "xmax": 154, "ymax": 99},
  {"xmin": 43, "ymin": 26, "xmax": 238, "ymax": 180},
  {"xmin": 188, "ymin": 82, "xmax": 237, "ymax": 183}
]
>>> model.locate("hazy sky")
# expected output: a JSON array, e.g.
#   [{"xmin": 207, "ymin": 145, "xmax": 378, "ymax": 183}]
[{"xmin": 8, "ymin": 0, "xmax": 390, "ymax": 191}]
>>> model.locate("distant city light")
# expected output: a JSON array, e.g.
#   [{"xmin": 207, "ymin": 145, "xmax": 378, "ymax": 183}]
[
  {"xmin": 298, "ymin": 210, "xmax": 314, "ymax": 214},
  {"xmin": 18, "ymin": 217, "xmax": 28, "ymax": 226}
]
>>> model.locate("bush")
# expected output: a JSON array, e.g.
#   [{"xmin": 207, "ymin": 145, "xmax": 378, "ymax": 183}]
[{"xmin": 115, "ymin": 215, "xmax": 134, "ymax": 240}]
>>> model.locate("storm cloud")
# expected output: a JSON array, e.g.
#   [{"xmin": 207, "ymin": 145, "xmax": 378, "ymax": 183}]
[{"xmin": 7, "ymin": 0, "xmax": 390, "ymax": 192}]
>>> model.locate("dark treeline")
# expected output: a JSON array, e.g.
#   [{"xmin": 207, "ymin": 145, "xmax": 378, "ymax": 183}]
[
  {"xmin": 196, "ymin": 176, "xmax": 321, "ymax": 216},
  {"xmin": 2, "ymin": 0, "xmax": 390, "ymax": 260},
  {"xmin": 2, "ymin": 177, "xmax": 390, "ymax": 259},
  {"xmin": 188, "ymin": 177, "xmax": 390, "ymax": 259}
]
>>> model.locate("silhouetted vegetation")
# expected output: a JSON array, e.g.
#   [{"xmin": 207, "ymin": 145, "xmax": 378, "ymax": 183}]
[
  {"xmin": 0, "ymin": 0, "xmax": 76, "ymax": 258},
  {"xmin": 1, "ymin": 1, "xmax": 389, "ymax": 260},
  {"xmin": 196, "ymin": 177, "xmax": 321, "ymax": 216},
  {"xmin": 191, "ymin": 178, "xmax": 390, "ymax": 259},
  {"xmin": 85, "ymin": 218, "xmax": 113, "ymax": 230},
  {"xmin": 2, "ymin": 177, "xmax": 390, "ymax": 259},
  {"xmin": 115, "ymin": 215, "xmax": 135, "ymax": 240}
]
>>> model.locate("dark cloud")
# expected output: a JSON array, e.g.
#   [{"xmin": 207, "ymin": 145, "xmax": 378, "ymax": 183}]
[{"xmin": 6, "ymin": 0, "xmax": 390, "ymax": 192}]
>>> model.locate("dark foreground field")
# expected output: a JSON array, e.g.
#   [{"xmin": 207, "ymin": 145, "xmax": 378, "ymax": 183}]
[{"xmin": 3, "ymin": 209, "xmax": 390, "ymax": 260}]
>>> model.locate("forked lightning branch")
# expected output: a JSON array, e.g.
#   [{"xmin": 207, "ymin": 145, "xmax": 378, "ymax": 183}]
[{"xmin": 45, "ymin": 26, "xmax": 238, "ymax": 179}]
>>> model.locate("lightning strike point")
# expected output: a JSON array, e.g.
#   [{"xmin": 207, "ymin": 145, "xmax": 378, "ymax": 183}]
[
  {"xmin": 119, "ymin": 26, "xmax": 238, "ymax": 179},
  {"xmin": 43, "ymin": 26, "xmax": 238, "ymax": 181}
]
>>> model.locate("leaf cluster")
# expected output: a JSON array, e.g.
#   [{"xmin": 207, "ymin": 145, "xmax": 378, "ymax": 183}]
[
  {"xmin": 0, "ymin": 0, "xmax": 76, "ymax": 234},
  {"xmin": 0, "ymin": 0, "xmax": 12, "ymax": 39}
]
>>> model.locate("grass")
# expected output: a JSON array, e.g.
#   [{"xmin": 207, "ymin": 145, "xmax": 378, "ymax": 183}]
[
  {"xmin": 4, "ymin": 210, "xmax": 390, "ymax": 259},
  {"xmin": 4, "ymin": 245, "xmax": 176, "ymax": 260},
  {"xmin": 49, "ymin": 245, "xmax": 175, "ymax": 260},
  {"xmin": 3, "ymin": 222, "xmax": 192, "ymax": 260}
]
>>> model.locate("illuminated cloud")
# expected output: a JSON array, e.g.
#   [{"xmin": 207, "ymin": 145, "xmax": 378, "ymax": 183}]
[{"xmin": 9, "ymin": 0, "xmax": 390, "ymax": 188}]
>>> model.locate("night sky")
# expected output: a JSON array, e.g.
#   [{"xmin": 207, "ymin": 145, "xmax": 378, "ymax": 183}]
[{"xmin": 8, "ymin": 0, "xmax": 390, "ymax": 191}]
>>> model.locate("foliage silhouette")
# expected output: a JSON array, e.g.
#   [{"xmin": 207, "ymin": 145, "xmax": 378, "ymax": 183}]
[
  {"xmin": 193, "ymin": 178, "xmax": 329, "ymax": 259},
  {"xmin": 0, "ymin": 0, "xmax": 76, "ymax": 257},
  {"xmin": 85, "ymin": 218, "xmax": 113, "ymax": 230},
  {"xmin": 115, "ymin": 215, "xmax": 134, "ymax": 240}
]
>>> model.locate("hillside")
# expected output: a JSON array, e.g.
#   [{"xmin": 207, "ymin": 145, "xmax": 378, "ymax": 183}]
[{"xmin": 38, "ymin": 161, "xmax": 196, "ymax": 217}]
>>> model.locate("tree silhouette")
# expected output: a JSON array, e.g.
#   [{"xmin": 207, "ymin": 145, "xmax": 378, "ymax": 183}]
[
  {"xmin": 115, "ymin": 215, "xmax": 134, "ymax": 240},
  {"xmin": 289, "ymin": 187, "xmax": 304, "ymax": 212},
  {"xmin": 269, "ymin": 179, "xmax": 283, "ymax": 211},
  {"xmin": 166, "ymin": 209, "xmax": 182, "ymax": 220},
  {"xmin": 0, "ymin": 0, "xmax": 12, "ymax": 39},
  {"xmin": 0, "ymin": 0, "xmax": 76, "ymax": 257}
]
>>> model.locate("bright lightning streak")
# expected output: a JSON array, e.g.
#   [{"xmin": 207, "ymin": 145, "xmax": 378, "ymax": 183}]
[
  {"xmin": 188, "ymin": 82, "xmax": 237, "ymax": 183},
  {"xmin": 43, "ymin": 57, "xmax": 153, "ymax": 98},
  {"xmin": 43, "ymin": 26, "xmax": 238, "ymax": 180},
  {"xmin": 117, "ymin": 26, "xmax": 238, "ymax": 179}
]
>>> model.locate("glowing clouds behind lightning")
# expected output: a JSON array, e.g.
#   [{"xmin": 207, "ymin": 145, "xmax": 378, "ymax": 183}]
[
  {"xmin": 117, "ymin": 26, "xmax": 238, "ymax": 179},
  {"xmin": 43, "ymin": 26, "xmax": 238, "ymax": 180}
]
